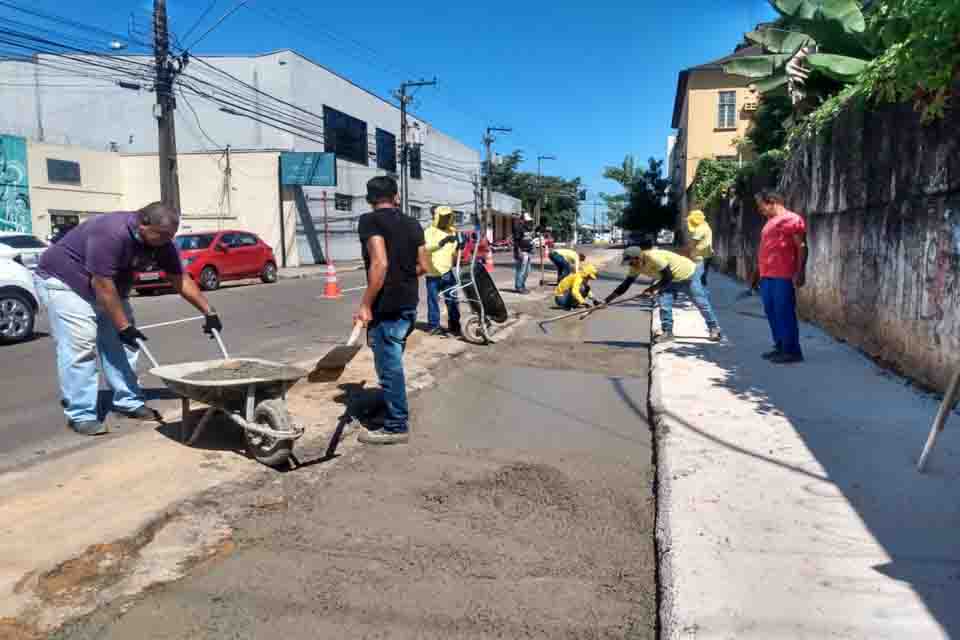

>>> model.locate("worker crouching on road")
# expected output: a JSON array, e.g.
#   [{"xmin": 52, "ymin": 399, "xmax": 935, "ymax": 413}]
[
  {"xmin": 685, "ymin": 209, "xmax": 713, "ymax": 287},
  {"xmin": 354, "ymin": 176, "xmax": 431, "ymax": 445},
  {"xmin": 554, "ymin": 263, "xmax": 600, "ymax": 310},
  {"xmin": 34, "ymin": 202, "xmax": 222, "ymax": 436},
  {"xmin": 424, "ymin": 205, "xmax": 462, "ymax": 337},
  {"xmin": 604, "ymin": 239, "xmax": 722, "ymax": 344},
  {"xmin": 548, "ymin": 247, "xmax": 585, "ymax": 284}
]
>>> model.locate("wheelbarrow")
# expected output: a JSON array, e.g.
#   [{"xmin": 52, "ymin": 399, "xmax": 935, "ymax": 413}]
[{"xmin": 137, "ymin": 330, "xmax": 309, "ymax": 468}]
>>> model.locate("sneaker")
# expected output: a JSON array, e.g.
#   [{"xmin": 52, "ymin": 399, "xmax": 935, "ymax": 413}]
[
  {"xmin": 68, "ymin": 420, "xmax": 109, "ymax": 436},
  {"xmin": 655, "ymin": 331, "xmax": 675, "ymax": 344},
  {"xmin": 447, "ymin": 325, "xmax": 462, "ymax": 338},
  {"xmin": 358, "ymin": 429, "xmax": 409, "ymax": 445},
  {"xmin": 770, "ymin": 352, "xmax": 804, "ymax": 364},
  {"xmin": 427, "ymin": 327, "xmax": 446, "ymax": 338},
  {"xmin": 118, "ymin": 405, "xmax": 162, "ymax": 421},
  {"xmin": 708, "ymin": 327, "xmax": 723, "ymax": 342},
  {"xmin": 762, "ymin": 349, "xmax": 782, "ymax": 360}
]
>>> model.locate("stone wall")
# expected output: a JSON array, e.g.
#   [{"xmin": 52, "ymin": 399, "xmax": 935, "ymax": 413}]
[{"xmin": 709, "ymin": 87, "xmax": 960, "ymax": 391}]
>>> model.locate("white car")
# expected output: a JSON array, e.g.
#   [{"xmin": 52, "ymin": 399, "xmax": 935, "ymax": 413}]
[
  {"xmin": 0, "ymin": 257, "xmax": 39, "ymax": 343},
  {"xmin": 0, "ymin": 232, "xmax": 48, "ymax": 270}
]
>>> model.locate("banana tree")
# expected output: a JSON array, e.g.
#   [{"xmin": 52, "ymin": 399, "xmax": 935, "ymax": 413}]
[{"xmin": 723, "ymin": 0, "xmax": 875, "ymax": 107}]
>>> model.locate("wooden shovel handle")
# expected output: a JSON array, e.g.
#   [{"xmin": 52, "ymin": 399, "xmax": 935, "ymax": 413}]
[{"xmin": 346, "ymin": 321, "xmax": 364, "ymax": 347}]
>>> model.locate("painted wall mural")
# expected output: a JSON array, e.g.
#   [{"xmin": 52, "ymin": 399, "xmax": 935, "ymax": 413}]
[{"xmin": 0, "ymin": 135, "xmax": 31, "ymax": 233}]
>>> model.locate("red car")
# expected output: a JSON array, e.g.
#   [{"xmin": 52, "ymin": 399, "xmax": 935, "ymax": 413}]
[{"xmin": 134, "ymin": 230, "xmax": 278, "ymax": 293}]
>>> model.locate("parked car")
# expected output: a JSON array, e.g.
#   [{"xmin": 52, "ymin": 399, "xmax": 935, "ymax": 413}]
[
  {"xmin": 0, "ymin": 232, "xmax": 48, "ymax": 270},
  {"xmin": 532, "ymin": 233, "xmax": 555, "ymax": 250},
  {"xmin": 134, "ymin": 230, "xmax": 278, "ymax": 294},
  {"xmin": 0, "ymin": 257, "xmax": 39, "ymax": 343},
  {"xmin": 491, "ymin": 238, "xmax": 513, "ymax": 253}
]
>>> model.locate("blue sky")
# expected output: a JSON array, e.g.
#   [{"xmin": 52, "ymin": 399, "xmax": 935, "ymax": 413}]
[{"xmin": 28, "ymin": 0, "xmax": 775, "ymax": 220}]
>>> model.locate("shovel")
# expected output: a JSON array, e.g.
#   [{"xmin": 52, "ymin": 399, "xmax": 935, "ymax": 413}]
[{"xmin": 308, "ymin": 322, "xmax": 364, "ymax": 382}]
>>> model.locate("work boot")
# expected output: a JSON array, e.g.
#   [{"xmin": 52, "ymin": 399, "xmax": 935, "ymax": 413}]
[
  {"xmin": 118, "ymin": 405, "xmax": 162, "ymax": 421},
  {"xmin": 358, "ymin": 429, "xmax": 409, "ymax": 445},
  {"xmin": 427, "ymin": 327, "xmax": 446, "ymax": 338},
  {"xmin": 68, "ymin": 420, "xmax": 109, "ymax": 436},
  {"xmin": 448, "ymin": 324, "xmax": 462, "ymax": 338},
  {"xmin": 655, "ymin": 331, "xmax": 675, "ymax": 344},
  {"xmin": 708, "ymin": 327, "xmax": 723, "ymax": 342},
  {"xmin": 770, "ymin": 352, "xmax": 804, "ymax": 364},
  {"xmin": 762, "ymin": 348, "xmax": 782, "ymax": 360}
]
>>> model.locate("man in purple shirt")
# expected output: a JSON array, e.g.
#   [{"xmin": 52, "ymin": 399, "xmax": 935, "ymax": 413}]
[{"xmin": 36, "ymin": 202, "xmax": 222, "ymax": 435}]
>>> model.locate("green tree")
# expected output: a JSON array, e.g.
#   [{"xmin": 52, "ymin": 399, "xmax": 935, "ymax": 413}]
[
  {"xmin": 620, "ymin": 158, "xmax": 677, "ymax": 234},
  {"xmin": 599, "ymin": 155, "xmax": 639, "ymax": 228}
]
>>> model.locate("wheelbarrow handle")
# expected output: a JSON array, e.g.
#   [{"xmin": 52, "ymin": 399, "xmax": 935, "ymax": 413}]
[
  {"xmin": 346, "ymin": 321, "xmax": 364, "ymax": 347},
  {"xmin": 137, "ymin": 339, "xmax": 160, "ymax": 368},
  {"xmin": 211, "ymin": 328, "xmax": 230, "ymax": 360}
]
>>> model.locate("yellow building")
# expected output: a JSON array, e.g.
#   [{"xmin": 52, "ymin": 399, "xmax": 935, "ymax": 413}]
[{"xmin": 670, "ymin": 45, "xmax": 761, "ymax": 218}]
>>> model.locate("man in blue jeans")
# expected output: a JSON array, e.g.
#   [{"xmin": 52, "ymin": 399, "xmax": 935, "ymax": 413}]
[
  {"xmin": 355, "ymin": 176, "xmax": 431, "ymax": 445},
  {"xmin": 423, "ymin": 205, "xmax": 461, "ymax": 337},
  {"xmin": 512, "ymin": 214, "xmax": 534, "ymax": 293},
  {"xmin": 604, "ymin": 240, "xmax": 722, "ymax": 344}
]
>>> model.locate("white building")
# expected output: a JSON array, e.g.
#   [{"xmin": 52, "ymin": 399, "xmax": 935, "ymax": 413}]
[{"xmin": 0, "ymin": 50, "xmax": 520, "ymax": 263}]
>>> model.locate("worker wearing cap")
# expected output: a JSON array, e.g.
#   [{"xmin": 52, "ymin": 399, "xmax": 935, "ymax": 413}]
[
  {"xmin": 548, "ymin": 247, "xmax": 584, "ymax": 284},
  {"xmin": 685, "ymin": 209, "xmax": 713, "ymax": 287},
  {"xmin": 512, "ymin": 213, "xmax": 535, "ymax": 294},
  {"xmin": 423, "ymin": 205, "xmax": 461, "ymax": 337},
  {"xmin": 604, "ymin": 238, "xmax": 722, "ymax": 343},
  {"xmin": 554, "ymin": 263, "xmax": 600, "ymax": 310}
]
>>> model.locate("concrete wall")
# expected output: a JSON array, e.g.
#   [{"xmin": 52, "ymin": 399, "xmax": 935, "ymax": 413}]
[{"xmin": 708, "ymin": 87, "xmax": 960, "ymax": 391}]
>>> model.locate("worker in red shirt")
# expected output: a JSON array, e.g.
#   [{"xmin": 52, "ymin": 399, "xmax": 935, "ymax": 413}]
[{"xmin": 751, "ymin": 189, "xmax": 807, "ymax": 364}]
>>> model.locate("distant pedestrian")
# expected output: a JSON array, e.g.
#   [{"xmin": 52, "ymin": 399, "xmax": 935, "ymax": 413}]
[
  {"xmin": 35, "ymin": 203, "xmax": 222, "ymax": 436},
  {"xmin": 354, "ymin": 176, "xmax": 431, "ymax": 444},
  {"xmin": 685, "ymin": 209, "xmax": 713, "ymax": 287},
  {"xmin": 548, "ymin": 247, "xmax": 584, "ymax": 284},
  {"xmin": 604, "ymin": 239, "xmax": 722, "ymax": 344},
  {"xmin": 554, "ymin": 263, "xmax": 600, "ymax": 310},
  {"xmin": 423, "ymin": 205, "xmax": 461, "ymax": 337},
  {"xmin": 752, "ymin": 189, "xmax": 807, "ymax": 364},
  {"xmin": 512, "ymin": 213, "xmax": 534, "ymax": 293}
]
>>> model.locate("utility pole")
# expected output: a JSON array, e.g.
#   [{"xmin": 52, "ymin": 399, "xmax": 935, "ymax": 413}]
[
  {"xmin": 483, "ymin": 126, "xmax": 511, "ymax": 241},
  {"xmin": 153, "ymin": 0, "xmax": 182, "ymax": 211},
  {"xmin": 535, "ymin": 155, "xmax": 555, "ymax": 285},
  {"xmin": 394, "ymin": 78, "xmax": 437, "ymax": 215},
  {"xmin": 223, "ymin": 145, "xmax": 232, "ymax": 221}
]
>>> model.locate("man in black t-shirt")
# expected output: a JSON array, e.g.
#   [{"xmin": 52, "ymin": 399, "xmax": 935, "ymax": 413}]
[{"xmin": 354, "ymin": 176, "xmax": 430, "ymax": 444}]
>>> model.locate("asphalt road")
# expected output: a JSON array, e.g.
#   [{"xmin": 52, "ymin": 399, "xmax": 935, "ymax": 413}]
[{"xmin": 0, "ymin": 269, "xmax": 370, "ymax": 472}]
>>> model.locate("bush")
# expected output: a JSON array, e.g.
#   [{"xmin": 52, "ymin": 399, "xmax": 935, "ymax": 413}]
[{"xmin": 690, "ymin": 159, "xmax": 739, "ymax": 211}]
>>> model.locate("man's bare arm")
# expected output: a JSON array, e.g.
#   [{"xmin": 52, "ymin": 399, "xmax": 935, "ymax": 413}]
[
  {"xmin": 416, "ymin": 246, "xmax": 430, "ymax": 277},
  {"xmin": 169, "ymin": 273, "xmax": 213, "ymax": 314},
  {"xmin": 91, "ymin": 276, "xmax": 131, "ymax": 331},
  {"xmin": 357, "ymin": 236, "xmax": 388, "ymax": 324},
  {"xmin": 793, "ymin": 233, "xmax": 807, "ymax": 287}
]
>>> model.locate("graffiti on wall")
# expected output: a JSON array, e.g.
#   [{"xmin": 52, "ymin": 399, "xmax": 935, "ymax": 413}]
[{"xmin": 0, "ymin": 135, "xmax": 31, "ymax": 233}]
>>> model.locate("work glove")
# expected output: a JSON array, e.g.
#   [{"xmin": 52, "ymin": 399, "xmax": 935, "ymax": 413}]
[
  {"xmin": 118, "ymin": 325, "xmax": 147, "ymax": 351},
  {"xmin": 590, "ymin": 299, "xmax": 604, "ymax": 308},
  {"xmin": 439, "ymin": 235, "xmax": 456, "ymax": 247},
  {"xmin": 202, "ymin": 312, "xmax": 223, "ymax": 338}
]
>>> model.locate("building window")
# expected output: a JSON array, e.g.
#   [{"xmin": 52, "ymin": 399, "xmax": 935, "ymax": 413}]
[
  {"xmin": 454, "ymin": 210, "xmax": 465, "ymax": 225},
  {"xmin": 718, "ymin": 91, "xmax": 737, "ymax": 129},
  {"xmin": 323, "ymin": 105, "xmax": 368, "ymax": 166},
  {"xmin": 375, "ymin": 129, "xmax": 397, "ymax": 173},
  {"xmin": 409, "ymin": 205, "xmax": 423, "ymax": 220},
  {"xmin": 409, "ymin": 145, "xmax": 422, "ymax": 180},
  {"xmin": 47, "ymin": 159, "xmax": 81, "ymax": 185},
  {"xmin": 335, "ymin": 194, "xmax": 352, "ymax": 212}
]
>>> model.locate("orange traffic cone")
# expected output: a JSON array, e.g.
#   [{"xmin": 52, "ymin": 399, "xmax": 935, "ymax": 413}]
[
  {"xmin": 484, "ymin": 247, "xmax": 495, "ymax": 273},
  {"xmin": 323, "ymin": 262, "xmax": 341, "ymax": 298}
]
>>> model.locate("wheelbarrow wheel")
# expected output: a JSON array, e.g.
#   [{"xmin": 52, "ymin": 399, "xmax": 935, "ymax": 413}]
[
  {"xmin": 245, "ymin": 398, "xmax": 294, "ymax": 468},
  {"xmin": 463, "ymin": 316, "xmax": 488, "ymax": 345}
]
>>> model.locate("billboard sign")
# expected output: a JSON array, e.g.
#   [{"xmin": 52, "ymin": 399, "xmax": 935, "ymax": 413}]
[
  {"xmin": 0, "ymin": 135, "xmax": 31, "ymax": 233},
  {"xmin": 280, "ymin": 152, "xmax": 337, "ymax": 187}
]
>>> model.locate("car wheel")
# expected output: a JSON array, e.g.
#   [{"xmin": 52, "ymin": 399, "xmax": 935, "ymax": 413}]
[
  {"xmin": 0, "ymin": 290, "xmax": 35, "ymax": 343},
  {"xmin": 260, "ymin": 261, "xmax": 278, "ymax": 283},
  {"xmin": 199, "ymin": 266, "xmax": 220, "ymax": 291}
]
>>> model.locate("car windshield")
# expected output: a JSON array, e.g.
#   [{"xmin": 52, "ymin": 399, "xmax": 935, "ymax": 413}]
[
  {"xmin": 175, "ymin": 234, "xmax": 216, "ymax": 251},
  {"xmin": 0, "ymin": 235, "xmax": 47, "ymax": 249}
]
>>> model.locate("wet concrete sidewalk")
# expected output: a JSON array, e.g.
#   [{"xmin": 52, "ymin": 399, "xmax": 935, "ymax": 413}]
[
  {"xmin": 654, "ymin": 274, "xmax": 960, "ymax": 639},
  {"xmin": 48, "ymin": 275, "xmax": 657, "ymax": 639}
]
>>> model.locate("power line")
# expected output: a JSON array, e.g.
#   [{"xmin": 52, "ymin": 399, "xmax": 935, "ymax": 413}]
[{"xmin": 178, "ymin": 0, "xmax": 218, "ymax": 47}]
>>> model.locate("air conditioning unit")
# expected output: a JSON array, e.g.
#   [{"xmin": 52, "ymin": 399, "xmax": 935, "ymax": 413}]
[{"xmin": 742, "ymin": 100, "xmax": 759, "ymax": 112}]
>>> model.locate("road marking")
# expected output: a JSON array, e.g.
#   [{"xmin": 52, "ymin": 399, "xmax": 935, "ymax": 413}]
[{"xmin": 140, "ymin": 316, "xmax": 204, "ymax": 330}]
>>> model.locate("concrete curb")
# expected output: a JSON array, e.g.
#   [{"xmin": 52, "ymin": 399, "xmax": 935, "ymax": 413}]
[
  {"xmin": 649, "ymin": 319, "xmax": 678, "ymax": 640},
  {"xmin": 277, "ymin": 263, "xmax": 365, "ymax": 281}
]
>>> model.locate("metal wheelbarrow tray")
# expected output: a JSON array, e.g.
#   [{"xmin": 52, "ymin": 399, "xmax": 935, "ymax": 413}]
[{"xmin": 150, "ymin": 357, "xmax": 309, "ymax": 468}]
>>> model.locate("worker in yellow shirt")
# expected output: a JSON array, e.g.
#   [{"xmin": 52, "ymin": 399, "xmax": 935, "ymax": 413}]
[
  {"xmin": 548, "ymin": 247, "xmax": 585, "ymax": 283},
  {"xmin": 554, "ymin": 263, "xmax": 600, "ymax": 310},
  {"xmin": 604, "ymin": 238, "xmax": 721, "ymax": 343},
  {"xmin": 685, "ymin": 209, "xmax": 713, "ymax": 287}
]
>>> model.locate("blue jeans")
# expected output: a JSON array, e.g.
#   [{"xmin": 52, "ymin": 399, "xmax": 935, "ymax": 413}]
[
  {"xmin": 369, "ymin": 308, "xmax": 417, "ymax": 433},
  {"xmin": 693, "ymin": 260, "xmax": 710, "ymax": 288},
  {"xmin": 549, "ymin": 252, "xmax": 572, "ymax": 282},
  {"xmin": 658, "ymin": 277, "xmax": 719, "ymax": 333},
  {"xmin": 760, "ymin": 277, "xmax": 802, "ymax": 356},
  {"xmin": 425, "ymin": 271, "xmax": 461, "ymax": 331},
  {"xmin": 514, "ymin": 252, "xmax": 532, "ymax": 290},
  {"xmin": 34, "ymin": 276, "xmax": 144, "ymax": 423},
  {"xmin": 554, "ymin": 292, "xmax": 575, "ymax": 310}
]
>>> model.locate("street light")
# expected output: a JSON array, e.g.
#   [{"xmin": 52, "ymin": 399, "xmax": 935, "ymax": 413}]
[{"xmin": 536, "ymin": 155, "xmax": 556, "ymax": 286}]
